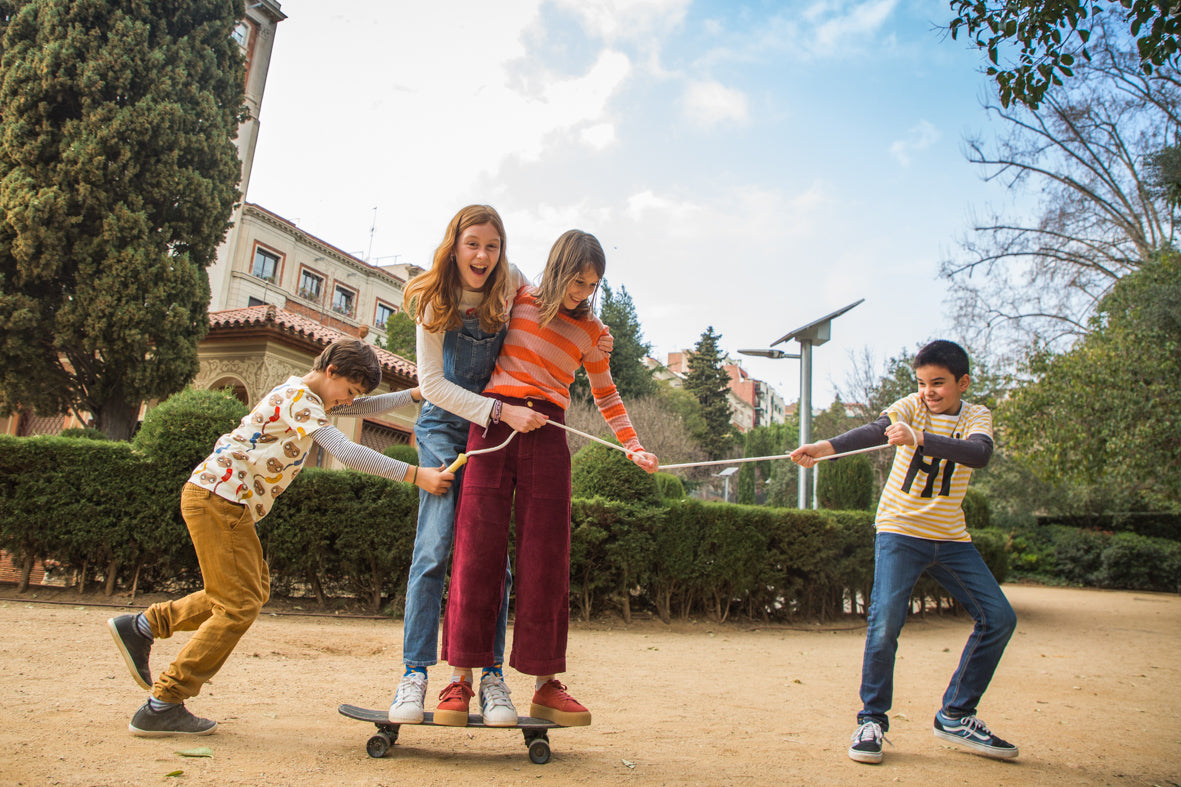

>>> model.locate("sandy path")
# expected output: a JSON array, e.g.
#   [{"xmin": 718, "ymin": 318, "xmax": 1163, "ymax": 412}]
[{"xmin": 0, "ymin": 583, "xmax": 1177, "ymax": 786}]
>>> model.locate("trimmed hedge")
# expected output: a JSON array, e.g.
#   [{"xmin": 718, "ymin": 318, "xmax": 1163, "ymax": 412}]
[
  {"xmin": 15, "ymin": 432, "xmax": 1158, "ymax": 620},
  {"xmin": 1007, "ymin": 523, "xmax": 1181, "ymax": 592},
  {"xmin": 1034, "ymin": 512, "xmax": 1181, "ymax": 542}
]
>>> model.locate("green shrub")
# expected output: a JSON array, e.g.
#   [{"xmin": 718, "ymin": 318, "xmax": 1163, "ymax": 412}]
[
  {"xmin": 133, "ymin": 387, "xmax": 250, "ymax": 485},
  {"xmin": 817, "ymin": 454, "xmax": 873, "ymax": 510},
  {"xmin": 59, "ymin": 426, "xmax": 108, "ymax": 440},
  {"xmin": 969, "ymin": 528, "xmax": 1011, "ymax": 584},
  {"xmin": 1053, "ymin": 527, "xmax": 1109, "ymax": 585},
  {"xmin": 1094, "ymin": 532, "xmax": 1181, "ymax": 592},
  {"xmin": 571, "ymin": 442, "xmax": 659, "ymax": 505},
  {"xmin": 382, "ymin": 443, "xmax": 419, "ymax": 469},
  {"xmin": 654, "ymin": 472, "xmax": 685, "ymax": 500},
  {"xmin": 963, "ymin": 488, "xmax": 991, "ymax": 531}
]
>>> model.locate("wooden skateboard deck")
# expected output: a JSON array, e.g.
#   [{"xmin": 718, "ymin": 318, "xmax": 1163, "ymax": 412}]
[{"xmin": 338, "ymin": 704, "xmax": 566, "ymax": 763}]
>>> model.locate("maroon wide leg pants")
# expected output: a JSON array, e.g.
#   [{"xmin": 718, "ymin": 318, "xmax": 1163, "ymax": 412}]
[{"xmin": 441, "ymin": 396, "xmax": 572, "ymax": 676}]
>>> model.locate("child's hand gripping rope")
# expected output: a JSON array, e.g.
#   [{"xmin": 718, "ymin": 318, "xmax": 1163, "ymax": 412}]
[
  {"xmin": 544, "ymin": 421, "xmax": 659, "ymax": 473},
  {"xmin": 788, "ymin": 414, "xmax": 918, "ymax": 468},
  {"xmin": 444, "ymin": 421, "xmax": 659, "ymax": 475}
]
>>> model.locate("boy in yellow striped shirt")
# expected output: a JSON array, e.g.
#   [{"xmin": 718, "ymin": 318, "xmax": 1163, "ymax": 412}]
[{"xmin": 791, "ymin": 340, "xmax": 1018, "ymax": 764}]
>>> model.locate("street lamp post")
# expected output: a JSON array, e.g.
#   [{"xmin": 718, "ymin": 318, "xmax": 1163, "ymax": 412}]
[
  {"xmin": 714, "ymin": 466, "xmax": 739, "ymax": 503},
  {"xmin": 739, "ymin": 298, "xmax": 863, "ymax": 510}
]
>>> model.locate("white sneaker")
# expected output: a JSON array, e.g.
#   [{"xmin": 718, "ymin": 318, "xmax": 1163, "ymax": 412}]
[
  {"xmin": 479, "ymin": 672, "xmax": 518, "ymax": 727},
  {"xmin": 388, "ymin": 671, "xmax": 427, "ymax": 723}
]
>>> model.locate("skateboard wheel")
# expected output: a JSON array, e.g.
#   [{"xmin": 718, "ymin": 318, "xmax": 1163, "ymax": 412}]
[
  {"xmin": 528, "ymin": 738, "xmax": 551, "ymax": 765},
  {"xmin": 366, "ymin": 732, "xmax": 391, "ymax": 758}
]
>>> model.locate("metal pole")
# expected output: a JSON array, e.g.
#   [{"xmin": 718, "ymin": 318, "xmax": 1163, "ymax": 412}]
[{"xmin": 798, "ymin": 339, "xmax": 812, "ymax": 509}]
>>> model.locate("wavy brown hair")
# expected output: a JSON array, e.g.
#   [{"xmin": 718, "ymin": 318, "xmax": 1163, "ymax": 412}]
[
  {"xmin": 403, "ymin": 205, "xmax": 513, "ymax": 334},
  {"xmin": 533, "ymin": 229, "xmax": 605, "ymax": 326}
]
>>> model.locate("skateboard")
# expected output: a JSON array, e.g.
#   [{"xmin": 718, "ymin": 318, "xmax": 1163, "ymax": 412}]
[{"xmin": 337, "ymin": 704, "xmax": 564, "ymax": 764}]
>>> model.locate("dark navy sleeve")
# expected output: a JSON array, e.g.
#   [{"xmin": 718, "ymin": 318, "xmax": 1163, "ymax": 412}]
[
  {"xmin": 921, "ymin": 432, "xmax": 994, "ymax": 469},
  {"xmin": 828, "ymin": 415, "xmax": 890, "ymax": 455}
]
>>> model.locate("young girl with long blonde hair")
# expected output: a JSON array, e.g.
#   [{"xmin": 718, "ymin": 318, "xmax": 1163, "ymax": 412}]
[
  {"xmin": 390, "ymin": 207, "xmax": 611, "ymax": 728},
  {"xmin": 437, "ymin": 229, "xmax": 657, "ymax": 727}
]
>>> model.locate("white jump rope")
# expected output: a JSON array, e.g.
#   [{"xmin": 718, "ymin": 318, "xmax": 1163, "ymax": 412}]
[{"xmin": 445, "ymin": 417, "xmax": 918, "ymax": 473}]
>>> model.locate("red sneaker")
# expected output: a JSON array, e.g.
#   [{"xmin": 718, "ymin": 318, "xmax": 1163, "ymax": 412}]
[
  {"xmin": 434, "ymin": 678, "xmax": 474, "ymax": 727},
  {"xmin": 530, "ymin": 679, "xmax": 591, "ymax": 726}
]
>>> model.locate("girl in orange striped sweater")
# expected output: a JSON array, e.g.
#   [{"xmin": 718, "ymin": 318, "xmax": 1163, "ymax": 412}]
[{"xmin": 438, "ymin": 230, "xmax": 658, "ymax": 727}]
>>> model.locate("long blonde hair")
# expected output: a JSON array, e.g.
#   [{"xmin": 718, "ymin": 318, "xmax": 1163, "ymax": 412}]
[
  {"xmin": 403, "ymin": 205, "xmax": 513, "ymax": 334},
  {"xmin": 533, "ymin": 230, "xmax": 605, "ymax": 327}
]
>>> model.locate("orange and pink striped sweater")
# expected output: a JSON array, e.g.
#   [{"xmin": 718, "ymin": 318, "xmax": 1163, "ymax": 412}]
[{"xmin": 484, "ymin": 287, "xmax": 643, "ymax": 452}]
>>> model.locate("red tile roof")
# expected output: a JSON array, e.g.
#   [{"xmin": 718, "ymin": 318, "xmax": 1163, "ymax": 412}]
[{"xmin": 208, "ymin": 304, "xmax": 416, "ymax": 380}]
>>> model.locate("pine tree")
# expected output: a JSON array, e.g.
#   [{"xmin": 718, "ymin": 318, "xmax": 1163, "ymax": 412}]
[
  {"xmin": 598, "ymin": 282, "xmax": 656, "ymax": 400},
  {"xmin": 683, "ymin": 326, "xmax": 733, "ymax": 460},
  {"xmin": 0, "ymin": 0, "xmax": 247, "ymax": 439},
  {"xmin": 569, "ymin": 280, "xmax": 657, "ymax": 402}
]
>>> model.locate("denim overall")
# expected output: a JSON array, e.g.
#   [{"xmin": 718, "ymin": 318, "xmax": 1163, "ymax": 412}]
[{"xmin": 403, "ymin": 313, "xmax": 510, "ymax": 668}]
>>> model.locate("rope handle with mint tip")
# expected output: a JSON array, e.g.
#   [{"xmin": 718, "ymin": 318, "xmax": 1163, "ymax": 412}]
[{"xmin": 445, "ymin": 431, "xmax": 518, "ymax": 474}]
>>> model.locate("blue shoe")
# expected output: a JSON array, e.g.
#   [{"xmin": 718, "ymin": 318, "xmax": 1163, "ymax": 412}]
[{"xmin": 933, "ymin": 710, "xmax": 1019, "ymax": 759}]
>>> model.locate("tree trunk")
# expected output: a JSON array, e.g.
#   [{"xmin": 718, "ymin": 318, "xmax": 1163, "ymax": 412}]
[
  {"xmin": 369, "ymin": 556, "xmax": 382, "ymax": 614},
  {"xmin": 130, "ymin": 560, "xmax": 142, "ymax": 600},
  {"xmin": 94, "ymin": 390, "xmax": 140, "ymax": 441},
  {"xmin": 655, "ymin": 586, "xmax": 671, "ymax": 624},
  {"xmin": 104, "ymin": 558, "xmax": 118, "ymax": 596},
  {"xmin": 619, "ymin": 567, "xmax": 631, "ymax": 624},
  {"xmin": 309, "ymin": 568, "xmax": 325, "ymax": 606},
  {"xmin": 17, "ymin": 554, "xmax": 32, "ymax": 593}
]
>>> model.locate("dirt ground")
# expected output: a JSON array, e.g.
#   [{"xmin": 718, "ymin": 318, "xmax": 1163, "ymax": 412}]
[{"xmin": 0, "ymin": 583, "xmax": 1178, "ymax": 787}]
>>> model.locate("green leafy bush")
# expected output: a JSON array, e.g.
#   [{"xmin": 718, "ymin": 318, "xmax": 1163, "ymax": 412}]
[
  {"xmin": 382, "ymin": 443, "xmax": 419, "ymax": 469},
  {"xmin": 1094, "ymin": 532, "xmax": 1181, "ymax": 592},
  {"xmin": 59, "ymin": 427, "xmax": 108, "ymax": 440},
  {"xmin": 963, "ymin": 488, "xmax": 991, "ymax": 531},
  {"xmin": 133, "ymin": 387, "xmax": 249, "ymax": 486},
  {"xmin": 817, "ymin": 454, "xmax": 873, "ymax": 510},
  {"xmin": 571, "ymin": 442, "xmax": 659, "ymax": 505},
  {"xmin": 653, "ymin": 472, "xmax": 685, "ymax": 500}
]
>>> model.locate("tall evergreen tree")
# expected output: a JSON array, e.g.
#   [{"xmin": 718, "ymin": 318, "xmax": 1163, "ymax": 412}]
[
  {"xmin": 683, "ymin": 326, "xmax": 733, "ymax": 460},
  {"xmin": 598, "ymin": 282, "xmax": 656, "ymax": 400},
  {"xmin": 0, "ymin": 0, "xmax": 247, "ymax": 439}
]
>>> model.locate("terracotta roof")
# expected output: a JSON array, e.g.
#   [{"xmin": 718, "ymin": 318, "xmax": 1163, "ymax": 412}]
[{"xmin": 208, "ymin": 304, "xmax": 417, "ymax": 380}]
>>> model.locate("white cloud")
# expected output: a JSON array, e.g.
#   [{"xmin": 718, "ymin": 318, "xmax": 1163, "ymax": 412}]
[
  {"xmin": 682, "ymin": 79, "xmax": 749, "ymax": 127},
  {"xmin": 552, "ymin": 0, "xmax": 691, "ymax": 41},
  {"xmin": 889, "ymin": 119, "xmax": 941, "ymax": 165},
  {"xmin": 580, "ymin": 122, "xmax": 618, "ymax": 149},
  {"xmin": 812, "ymin": 0, "xmax": 900, "ymax": 55}
]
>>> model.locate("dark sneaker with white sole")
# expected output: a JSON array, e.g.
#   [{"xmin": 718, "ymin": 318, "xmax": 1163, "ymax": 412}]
[
  {"xmin": 848, "ymin": 720, "xmax": 888, "ymax": 763},
  {"xmin": 129, "ymin": 702, "xmax": 217, "ymax": 736},
  {"xmin": 108, "ymin": 615, "xmax": 153, "ymax": 690},
  {"xmin": 933, "ymin": 710, "xmax": 1019, "ymax": 759}
]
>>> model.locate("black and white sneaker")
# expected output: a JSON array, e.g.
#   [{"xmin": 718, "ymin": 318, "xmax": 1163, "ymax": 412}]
[
  {"xmin": 933, "ymin": 710, "xmax": 1019, "ymax": 759},
  {"xmin": 108, "ymin": 615, "xmax": 153, "ymax": 690},
  {"xmin": 848, "ymin": 720, "xmax": 887, "ymax": 764}
]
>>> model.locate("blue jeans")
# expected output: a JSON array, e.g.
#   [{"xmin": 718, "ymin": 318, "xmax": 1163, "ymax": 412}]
[
  {"xmin": 858, "ymin": 532, "xmax": 1016, "ymax": 730},
  {"xmin": 402, "ymin": 317, "xmax": 510, "ymax": 668}
]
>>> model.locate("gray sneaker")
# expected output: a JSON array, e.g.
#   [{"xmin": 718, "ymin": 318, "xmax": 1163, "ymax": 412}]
[
  {"xmin": 108, "ymin": 615, "xmax": 153, "ymax": 690},
  {"xmin": 129, "ymin": 702, "xmax": 217, "ymax": 737}
]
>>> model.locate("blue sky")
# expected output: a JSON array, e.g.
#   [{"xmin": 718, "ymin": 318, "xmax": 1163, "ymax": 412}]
[{"xmin": 247, "ymin": 0, "xmax": 1023, "ymax": 407}]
